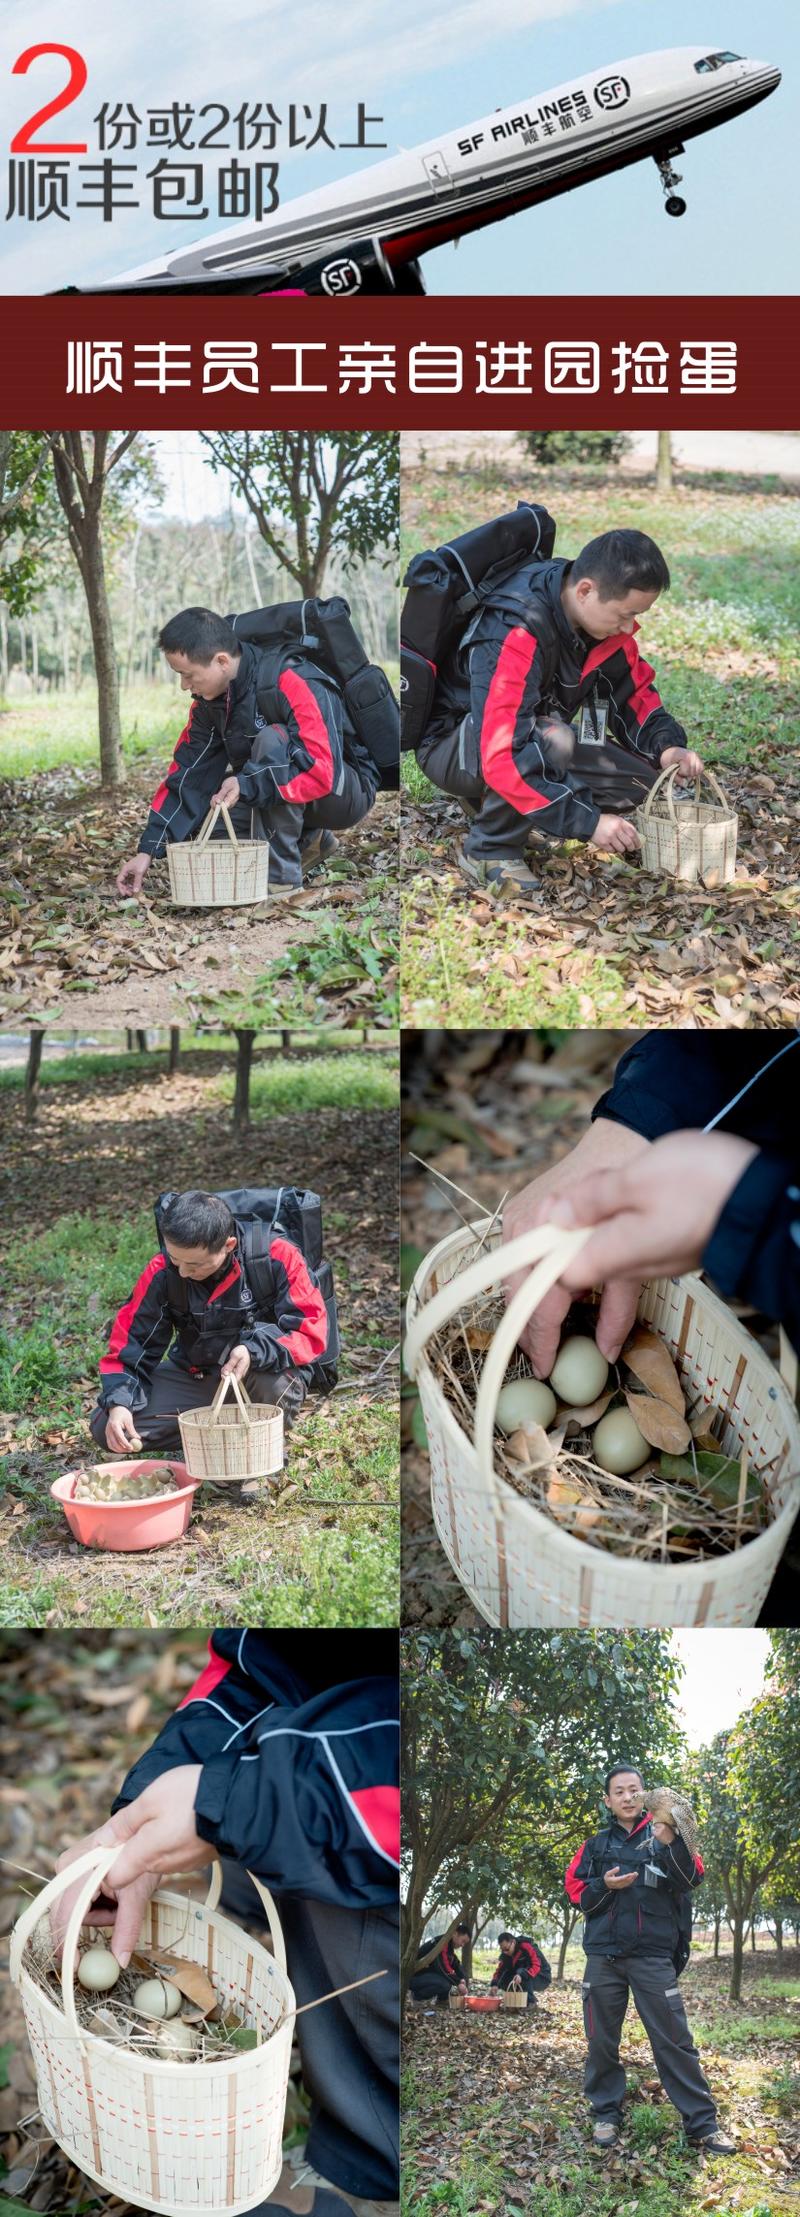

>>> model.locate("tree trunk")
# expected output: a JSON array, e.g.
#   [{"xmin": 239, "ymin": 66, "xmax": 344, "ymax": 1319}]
[
  {"xmin": 557, "ymin": 1923, "xmax": 571, "ymax": 1982},
  {"xmin": 136, "ymin": 1029, "xmax": 148, "ymax": 1052},
  {"xmin": 774, "ymin": 1918, "xmax": 784, "ymax": 1964},
  {"xmin": 232, "ymin": 1030, "xmax": 256, "ymax": 1132},
  {"xmin": 24, "ymin": 1029, "xmax": 45, "ymax": 1121},
  {"xmin": 656, "ymin": 431, "xmax": 674, "ymax": 491},
  {"xmin": 713, "ymin": 1913, "xmax": 721, "ymax": 1959},
  {"xmin": 126, "ymin": 1030, "xmax": 136, "ymax": 1052},
  {"xmin": 83, "ymin": 525, "xmax": 123, "ymax": 787},
  {"xmin": 751, "ymin": 1921, "xmax": 757, "ymax": 1952},
  {"xmin": 729, "ymin": 1923, "xmax": 744, "ymax": 2001},
  {"xmin": 168, "ymin": 1026, "xmax": 181, "ymax": 1074}
]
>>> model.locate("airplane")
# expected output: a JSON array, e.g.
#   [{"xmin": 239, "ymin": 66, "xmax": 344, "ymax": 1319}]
[{"xmin": 80, "ymin": 47, "xmax": 781, "ymax": 296}]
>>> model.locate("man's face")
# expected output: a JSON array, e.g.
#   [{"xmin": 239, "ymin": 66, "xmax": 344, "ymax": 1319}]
[
  {"xmin": 604, "ymin": 1771, "xmax": 645, "ymax": 1827},
  {"xmin": 163, "ymin": 648, "xmax": 238, "ymax": 700},
  {"xmin": 499, "ymin": 1937, "xmax": 515, "ymax": 1956},
  {"xmin": 572, "ymin": 580, "xmax": 659, "ymax": 642},
  {"xmin": 165, "ymin": 1236, "xmax": 237, "ymax": 1282}
]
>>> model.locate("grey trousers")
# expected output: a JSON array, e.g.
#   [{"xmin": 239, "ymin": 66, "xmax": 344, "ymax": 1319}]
[
  {"xmin": 89, "ymin": 1353, "xmax": 311, "ymax": 1455},
  {"xmin": 581, "ymin": 1953, "xmax": 717, "ymax": 2137},
  {"xmin": 219, "ymin": 750, "xmax": 376, "ymax": 886},
  {"xmin": 418, "ymin": 721, "xmax": 659, "ymax": 860},
  {"xmin": 220, "ymin": 1863, "xmax": 399, "ymax": 2201}
]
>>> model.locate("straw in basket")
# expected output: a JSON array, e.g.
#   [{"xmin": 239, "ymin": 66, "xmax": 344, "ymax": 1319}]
[
  {"xmin": 404, "ymin": 1220, "xmax": 800, "ymax": 1630},
  {"xmin": 167, "ymin": 803, "xmax": 270, "ymax": 909},
  {"xmin": 636, "ymin": 763, "xmax": 738, "ymax": 886},
  {"xmin": 178, "ymin": 1371, "xmax": 284, "ymax": 1483},
  {"xmin": 9, "ymin": 1845, "xmax": 295, "ymax": 2217}
]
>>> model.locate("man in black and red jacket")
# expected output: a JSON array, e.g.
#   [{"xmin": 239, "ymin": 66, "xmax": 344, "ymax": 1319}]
[
  {"xmin": 565, "ymin": 1764, "xmax": 733, "ymax": 2154},
  {"xmin": 409, "ymin": 1923, "xmax": 471, "ymax": 2003},
  {"xmin": 490, "ymin": 1930, "xmax": 551, "ymax": 2009},
  {"xmin": 116, "ymin": 606, "xmax": 377, "ymax": 896},
  {"xmin": 89, "ymin": 1190, "xmax": 329, "ymax": 1460},
  {"xmin": 416, "ymin": 529, "xmax": 702, "ymax": 901},
  {"xmin": 53, "ymin": 1631, "xmax": 400, "ymax": 2217}
]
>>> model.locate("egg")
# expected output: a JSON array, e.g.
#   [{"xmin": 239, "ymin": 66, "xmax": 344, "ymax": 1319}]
[
  {"xmin": 157, "ymin": 2019, "xmax": 198, "ymax": 2058},
  {"xmin": 77, "ymin": 1946, "xmax": 121, "ymax": 1993},
  {"xmin": 549, "ymin": 1336, "xmax": 609, "ymax": 1406},
  {"xmin": 593, "ymin": 1407, "xmax": 650, "ymax": 1476},
  {"xmin": 133, "ymin": 1978, "xmax": 183, "ymax": 2021},
  {"xmin": 495, "ymin": 1378, "xmax": 557, "ymax": 1434}
]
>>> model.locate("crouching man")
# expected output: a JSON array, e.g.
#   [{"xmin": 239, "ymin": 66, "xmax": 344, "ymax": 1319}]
[
  {"xmin": 89, "ymin": 1189, "xmax": 331, "ymax": 1464},
  {"xmin": 565, "ymin": 1763, "xmax": 735, "ymax": 2154},
  {"xmin": 409, "ymin": 1922, "xmax": 472, "ymax": 2004},
  {"xmin": 490, "ymin": 1930, "xmax": 551, "ymax": 2010}
]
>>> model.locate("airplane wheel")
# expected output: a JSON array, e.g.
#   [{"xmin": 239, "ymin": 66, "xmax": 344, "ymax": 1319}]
[{"xmin": 665, "ymin": 195, "xmax": 687, "ymax": 217}]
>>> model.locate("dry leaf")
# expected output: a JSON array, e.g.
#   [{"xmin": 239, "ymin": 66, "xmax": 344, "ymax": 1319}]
[
  {"xmin": 691, "ymin": 1428, "xmax": 723, "ymax": 1453},
  {"xmin": 622, "ymin": 1326, "xmax": 685, "ymax": 1412},
  {"xmin": 139, "ymin": 1952, "xmax": 218, "ymax": 2015},
  {"xmin": 624, "ymin": 1390, "xmax": 691, "ymax": 1454},
  {"xmin": 505, "ymin": 1423, "xmax": 559, "ymax": 1470},
  {"xmin": 558, "ymin": 1389, "xmax": 613, "ymax": 1432}
]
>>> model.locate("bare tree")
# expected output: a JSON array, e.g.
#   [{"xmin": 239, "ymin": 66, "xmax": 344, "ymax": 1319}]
[
  {"xmin": 48, "ymin": 432, "xmax": 139, "ymax": 786},
  {"xmin": 232, "ymin": 1029, "xmax": 257, "ymax": 1131},
  {"xmin": 656, "ymin": 432, "xmax": 674, "ymax": 492}
]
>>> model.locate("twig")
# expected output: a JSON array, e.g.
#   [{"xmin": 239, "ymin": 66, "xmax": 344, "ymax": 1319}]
[{"xmin": 292, "ymin": 1968, "xmax": 387, "ymax": 2019}]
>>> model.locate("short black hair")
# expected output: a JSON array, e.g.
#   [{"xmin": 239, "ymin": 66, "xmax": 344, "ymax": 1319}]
[
  {"xmin": 604, "ymin": 1762, "xmax": 644, "ymax": 1793},
  {"xmin": 498, "ymin": 1931, "xmax": 516, "ymax": 1944},
  {"xmin": 571, "ymin": 530, "xmax": 670, "ymax": 601},
  {"xmin": 453, "ymin": 1923, "xmax": 471, "ymax": 1938},
  {"xmin": 159, "ymin": 606, "xmax": 239, "ymax": 662},
  {"xmin": 161, "ymin": 1192, "xmax": 235, "ymax": 1251}
]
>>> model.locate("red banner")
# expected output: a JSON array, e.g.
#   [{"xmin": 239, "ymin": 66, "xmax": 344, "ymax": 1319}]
[{"xmin": 1, "ymin": 294, "xmax": 796, "ymax": 428}]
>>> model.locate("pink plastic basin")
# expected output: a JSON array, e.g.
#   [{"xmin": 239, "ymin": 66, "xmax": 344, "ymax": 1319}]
[{"xmin": 51, "ymin": 1461, "xmax": 199, "ymax": 1551}]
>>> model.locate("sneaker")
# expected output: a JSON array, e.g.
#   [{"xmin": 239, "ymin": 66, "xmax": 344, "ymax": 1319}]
[
  {"xmin": 688, "ymin": 2130, "xmax": 736, "ymax": 2155},
  {"xmin": 301, "ymin": 829, "xmax": 339, "ymax": 875},
  {"xmin": 458, "ymin": 846, "xmax": 540, "ymax": 901},
  {"xmin": 592, "ymin": 2122, "xmax": 620, "ymax": 2148}
]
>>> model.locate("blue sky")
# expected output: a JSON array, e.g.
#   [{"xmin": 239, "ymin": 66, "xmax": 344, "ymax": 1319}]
[{"xmin": 0, "ymin": 0, "xmax": 792, "ymax": 294}]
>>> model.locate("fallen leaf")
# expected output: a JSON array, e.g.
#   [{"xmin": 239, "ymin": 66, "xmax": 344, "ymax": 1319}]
[
  {"xmin": 624, "ymin": 1391, "xmax": 691, "ymax": 1453},
  {"xmin": 622, "ymin": 1327, "xmax": 685, "ymax": 1412}
]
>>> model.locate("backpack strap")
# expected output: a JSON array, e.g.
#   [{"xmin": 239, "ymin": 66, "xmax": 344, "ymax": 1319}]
[{"xmin": 240, "ymin": 1209, "xmax": 277, "ymax": 1310}]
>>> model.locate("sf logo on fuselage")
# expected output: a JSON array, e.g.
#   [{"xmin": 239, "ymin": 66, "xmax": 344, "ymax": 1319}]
[
  {"xmin": 593, "ymin": 75, "xmax": 631, "ymax": 109},
  {"xmin": 320, "ymin": 257, "xmax": 363, "ymax": 296}
]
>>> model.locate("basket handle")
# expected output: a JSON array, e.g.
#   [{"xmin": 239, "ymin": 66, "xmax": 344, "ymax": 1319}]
[
  {"xmin": 209, "ymin": 1370, "xmax": 254, "ymax": 1425},
  {"xmin": 203, "ymin": 1859, "xmax": 287, "ymax": 1975},
  {"xmin": 642, "ymin": 762, "xmax": 731, "ymax": 823},
  {"xmin": 195, "ymin": 803, "xmax": 239, "ymax": 847}
]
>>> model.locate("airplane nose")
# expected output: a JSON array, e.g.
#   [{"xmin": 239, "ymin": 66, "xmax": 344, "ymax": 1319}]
[{"xmin": 752, "ymin": 62, "xmax": 781, "ymax": 90}]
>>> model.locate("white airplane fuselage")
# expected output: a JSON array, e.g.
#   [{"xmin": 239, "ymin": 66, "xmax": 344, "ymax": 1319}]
[{"xmin": 100, "ymin": 47, "xmax": 781, "ymax": 289}]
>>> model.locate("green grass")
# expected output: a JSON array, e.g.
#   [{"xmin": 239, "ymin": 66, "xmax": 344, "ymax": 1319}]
[
  {"xmin": 0, "ymin": 684, "xmax": 177, "ymax": 778},
  {"xmin": 691, "ymin": 2012, "xmax": 799, "ymax": 2052},
  {"xmin": 401, "ymin": 885, "xmax": 630, "ymax": 1027},
  {"xmin": 0, "ymin": 1048, "xmax": 398, "ymax": 1115}
]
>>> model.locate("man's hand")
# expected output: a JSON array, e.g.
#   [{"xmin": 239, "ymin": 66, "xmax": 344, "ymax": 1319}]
[
  {"xmin": 603, "ymin": 1868, "xmax": 638, "ymax": 1890},
  {"xmin": 116, "ymin": 853, "xmax": 152, "ymax": 898},
  {"xmin": 503, "ymin": 1120, "xmax": 648, "ymax": 1377},
  {"xmin": 589, "ymin": 814, "xmax": 641, "ymax": 857},
  {"xmin": 660, "ymin": 748, "xmax": 704, "ymax": 779},
  {"xmin": 458, "ymin": 1978, "xmax": 468, "ymax": 1994},
  {"xmin": 220, "ymin": 1345, "xmax": 251, "ymax": 1382},
  {"xmin": 651, "ymin": 1821, "xmax": 677, "ymax": 1844},
  {"xmin": 104, "ymin": 1406, "xmax": 143, "ymax": 1455},
  {"xmin": 211, "ymin": 777, "xmax": 240, "ymax": 809},
  {"xmin": 536, "ymin": 1130, "xmax": 759, "ymax": 1298},
  {"xmin": 52, "ymin": 1766, "xmax": 206, "ymax": 1968}
]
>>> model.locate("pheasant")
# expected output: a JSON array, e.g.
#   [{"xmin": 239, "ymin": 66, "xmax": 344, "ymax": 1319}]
[{"xmin": 644, "ymin": 1786, "xmax": 700, "ymax": 1857}]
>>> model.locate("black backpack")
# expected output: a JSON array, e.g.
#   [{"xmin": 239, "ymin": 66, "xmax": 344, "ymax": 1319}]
[
  {"xmin": 228, "ymin": 598, "xmax": 399, "ymax": 790},
  {"xmin": 154, "ymin": 1186, "xmax": 340, "ymax": 1389},
  {"xmin": 400, "ymin": 501, "xmax": 557, "ymax": 752}
]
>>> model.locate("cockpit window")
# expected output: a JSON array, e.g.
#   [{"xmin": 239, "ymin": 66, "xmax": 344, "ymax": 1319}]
[{"xmin": 695, "ymin": 52, "xmax": 742, "ymax": 72}]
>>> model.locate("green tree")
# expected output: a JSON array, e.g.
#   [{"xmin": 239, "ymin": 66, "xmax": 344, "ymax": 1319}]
[
  {"xmin": 522, "ymin": 431, "xmax": 630, "ymax": 470},
  {"xmin": 48, "ymin": 433, "xmax": 143, "ymax": 787},
  {"xmin": 401, "ymin": 1628, "xmax": 683, "ymax": 2001},
  {"xmin": 199, "ymin": 431, "xmax": 398, "ymax": 596},
  {"xmin": 0, "ymin": 431, "xmax": 56, "ymax": 616}
]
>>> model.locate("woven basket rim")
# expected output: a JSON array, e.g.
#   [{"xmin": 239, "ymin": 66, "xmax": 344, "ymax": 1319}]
[
  {"xmin": 16, "ymin": 1881, "xmax": 295, "ymax": 2075},
  {"xmin": 407, "ymin": 1225, "xmax": 800, "ymax": 1585},
  {"xmin": 180, "ymin": 1405, "xmax": 282, "ymax": 1431}
]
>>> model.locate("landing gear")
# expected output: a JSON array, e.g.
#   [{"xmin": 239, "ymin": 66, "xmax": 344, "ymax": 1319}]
[{"xmin": 654, "ymin": 149, "xmax": 687, "ymax": 217}]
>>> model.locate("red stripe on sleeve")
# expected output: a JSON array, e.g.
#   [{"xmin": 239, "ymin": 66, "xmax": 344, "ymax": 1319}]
[
  {"xmin": 272, "ymin": 1236, "xmax": 329, "ymax": 1364},
  {"xmin": 693, "ymin": 1851, "xmax": 704, "ymax": 1876},
  {"xmin": 150, "ymin": 702, "xmax": 196, "ymax": 812},
  {"xmin": 274, "ymin": 668, "xmax": 334, "ymax": 801},
  {"xmin": 178, "ymin": 1643, "xmax": 233, "ymax": 1709},
  {"xmin": 99, "ymin": 1254, "xmax": 167, "ymax": 1374},
  {"xmin": 565, "ymin": 1844, "xmax": 588, "ymax": 1905},
  {"xmin": 350, "ymin": 1786, "xmax": 400, "ymax": 1863},
  {"xmin": 480, "ymin": 628, "xmax": 551, "ymax": 813}
]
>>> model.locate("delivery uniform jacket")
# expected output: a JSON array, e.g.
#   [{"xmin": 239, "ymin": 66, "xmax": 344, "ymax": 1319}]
[
  {"xmin": 491, "ymin": 1936, "xmax": 550, "ymax": 1994},
  {"xmin": 97, "ymin": 1224, "xmax": 329, "ymax": 1413},
  {"xmin": 410, "ymin": 1934, "xmax": 465, "ymax": 1997},
  {"xmin": 427, "ymin": 556, "xmax": 687, "ymax": 842},
  {"xmin": 112, "ymin": 1629, "xmax": 400, "ymax": 1912},
  {"xmin": 594, "ymin": 1033, "xmax": 800, "ymax": 1351},
  {"xmin": 139, "ymin": 638, "xmax": 369, "ymax": 858},
  {"xmin": 565, "ymin": 1813, "xmax": 702, "ymax": 1970}
]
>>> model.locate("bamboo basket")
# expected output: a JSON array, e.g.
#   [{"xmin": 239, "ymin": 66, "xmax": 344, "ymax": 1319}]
[
  {"xmin": 499, "ymin": 1989, "xmax": 528, "ymax": 2010},
  {"xmin": 636, "ymin": 764, "xmax": 738, "ymax": 885},
  {"xmin": 178, "ymin": 1372, "xmax": 284, "ymax": 1483},
  {"xmin": 167, "ymin": 804, "xmax": 270, "ymax": 909},
  {"xmin": 9, "ymin": 1845, "xmax": 295, "ymax": 2217},
  {"xmin": 404, "ymin": 1221, "xmax": 800, "ymax": 1629}
]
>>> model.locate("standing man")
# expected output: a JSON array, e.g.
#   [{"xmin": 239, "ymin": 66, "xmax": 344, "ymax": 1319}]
[{"xmin": 565, "ymin": 1764, "xmax": 734, "ymax": 2153}]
